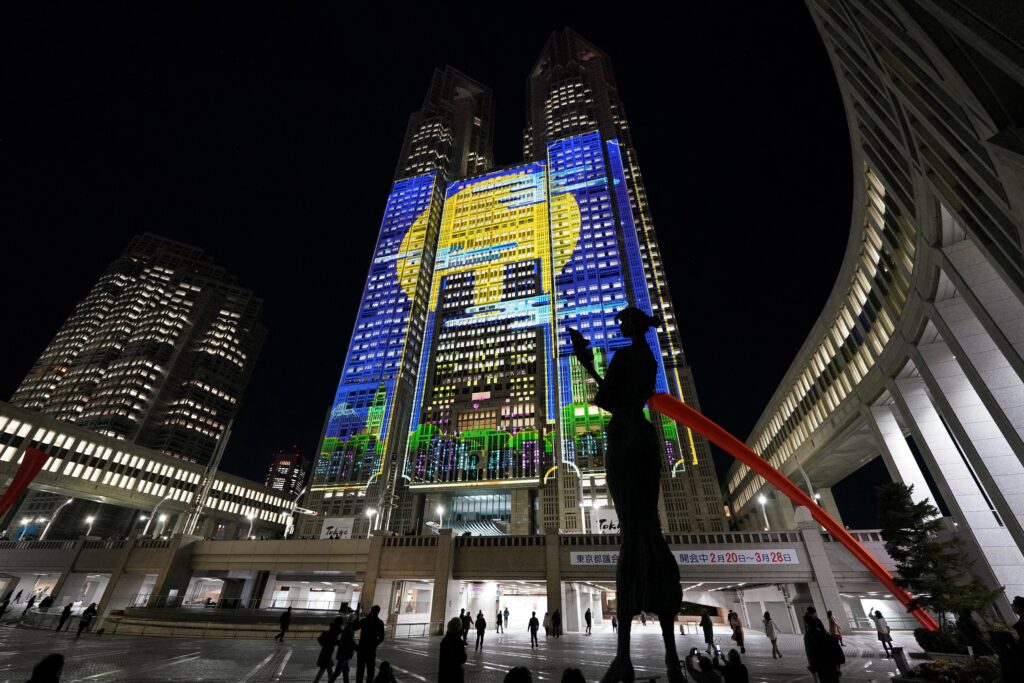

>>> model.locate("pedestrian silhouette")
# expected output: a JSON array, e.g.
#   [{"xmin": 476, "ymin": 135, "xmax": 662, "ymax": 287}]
[
  {"xmin": 15, "ymin": 589, "xmax": 23, "ymax": 604},
  {"xmin": 76, "ymin": 603, "xmax": 97, "ymax": 637},
  {"xmin": 275, "ymin": 606, "xmax": 291, "ymax": 642},
  {"xmin": 474, "ymin": 610, "xmax": 486, "ymax": 651},
  {"xmin": 495, "ymin": 609, "xmax": 503, "ymax": 633},
  {"xmin": 23, "ymin": 594, "xmax": 37, "ymax": 617},
  {"xmin": 330, "ymin": 623, "xmax": 356, "ymax": 683},
  {"xmin": 528, "ymin": 611, "xmax": 539, "ymax": 649},
  {"xmin": 869, "ymin": 609, "xmax": 893, "ymax": 658},
  {"xmin": 352, "ymin": 604, "xmax": 386, "ymax": 683},
  {"xmin": 542, "ymin": 611, "xmax": 551, "ymax": 637},
  {"xmin": 584, "ymin": 608, "xmax": 592, "ymax": 635},
  {"xmin": 503, "ymin": 606, "xmax": 509, "ymax": 626},
  {"xmin": 570, "ymin": 309, "xmax": 683, "ymax": 683},
  {"xmin": 314, "ymin": 622, "xmax": 341, "ymax": 683},
  {"xmin": 700, "ymin": 610, "xmax": 714, "ymax": 654},
  {"xmin": 439, "ymin": 617, "xmax": 467, "ymax": 683},
  {"xmin": 827, "ymin": 610, "xmax": 843, "ymax": 647},
  {"xmin": 56, "ymin": 603, "xmax": 73, "ymax": 632},
  {"xmin": 612, "ymin": 615, "xmax": 618, "ymax": 633},
  {"xmin": 551, "ymin": 609, "xmax": 561, "ymax": 638},
  {"xmin": 763, "ymin": 611, "xmax": 780, "ymax": 659},
  {"xmin": 728, "ymin": 611, "xmax": 745, "ymax": 654},
  {"xmin": 804, "ymin": 614, "xmax": 844, "ymax": 683},
  {"xmin": 26, "ymin": 653, "xmax": 64, "ymax": 683},
  {"xmin": 460, "ymin": 609, "xmax": 471, "ymax": 644},
  {"xmin": 684, "ymin": 651, "xmax": 723, "ymax": 683}
]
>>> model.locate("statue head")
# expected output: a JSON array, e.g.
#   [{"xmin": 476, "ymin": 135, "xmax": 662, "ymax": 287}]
[{"xmin": 615, "ymin": 306, "xmax": 662, "ymax": 341}]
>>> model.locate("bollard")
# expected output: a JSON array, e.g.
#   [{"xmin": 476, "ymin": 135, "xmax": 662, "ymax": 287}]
[{"xmin": 891, "ymin": 646, "xmax": 909, "ymax": 675}]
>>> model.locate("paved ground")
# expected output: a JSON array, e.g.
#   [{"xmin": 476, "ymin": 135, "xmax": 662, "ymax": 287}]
[{"xmin": 0, "ymin": 622, "xmax": 917, "ymax": 682}]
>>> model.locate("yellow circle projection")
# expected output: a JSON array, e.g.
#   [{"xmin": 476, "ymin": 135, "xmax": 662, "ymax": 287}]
[{"xmin": 397, "ymin": 167, "xmax": 582, "ymax": 308}]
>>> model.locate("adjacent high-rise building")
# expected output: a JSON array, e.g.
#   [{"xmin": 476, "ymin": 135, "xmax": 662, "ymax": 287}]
[
  {"xmin": 11, "ymin": 233, "xmax": 265, "ymax": 466},
  {"xmin": 304, "ymin": 33, "xmax": 725, "ymax": 538},
  {"xmin": 265, "ymin": 446, "xmax": 307, "ymax": 498}
]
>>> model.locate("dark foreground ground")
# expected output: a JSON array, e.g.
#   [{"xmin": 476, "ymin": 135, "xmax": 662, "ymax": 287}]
[{"xmin": 0, "ymin": 622, "xmax": 914, "ymax": 682}]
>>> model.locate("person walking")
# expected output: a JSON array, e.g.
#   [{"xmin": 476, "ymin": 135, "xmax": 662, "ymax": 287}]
[
  {"xmin": 56, "ymin": 603, "xmax": 73, "ymax": 632},
  {"xmin": 700, "ymin": 610, "xmax": 714, "ymax": 654},
  {"xmin": 76, "ymin": 603, "xmax": 97, "ymax": 637},
  {"xmin": 584, "ymin": 608, "xmax": 592, "ymax": 635},
  {"xmin": 869, "ymin": 609, "xmax": 894, "ymax": 658},
  {"xmin": 23, "ymin": 594, "xmax": 37, "ymax": 617},
  {"xmin": 38, "ymin": 595, "xmax": 53, "ymax": 611},
  {"xmin": 330, "ymin": 624, "xmax": 356, "ymax": 683},
  {"xmin": 15, "ymin": 589, "xmax": 23, "ymax": 604},
  {"xmin": 611, "ymin": 615, "xmax": 617, "ymax": 633},
  {"xmin": 762, "ymin": 611, "xmax": 781, "ymax": 659},
  {"xmin": 528, "ymin": 611, "xmax": 540, "ymax": 649},
  {"xmin": 804, "ymin": 614, "xmax": 844, "ymax": 683},
  {"xmin": 728, "ymin": 611, "xmax": 745, "ymax": 654},
  {"xmin": 474, "ymin": 610, "xmax": 486, "ymax": 651},
  {"xmin": 827, "ymin": 610, "xmax": 844, "ymax": 647},
  {"xmin": 713, "ymin": 649, "xmax": 749, "ymax": 683},
  {"xmin": 275, "ymin": 606, "xmax": 292, "ymax": 642},
  {"xmin": 314, "ymin": 622, "xmax": 341, "ymax": 683},
  {"xmin": 353, "ymin": 605, "xmax": 386, "ymax": 683},
  {"xmin": 461, "ymin": 609, "xmax": 472, "ymax": 644},
  {"xmin": 503, "ymin": 606, "xmax": 509, "ymax": 627},
  {"xmin": 639, "ymin": 611, "xmax": 646, "ymax": 627},
  {"xmin": 542, "ymin": 611, "xmax": 551, "ymax": 637},
  {"xmin": 439, "ymin": 616, "xmax": 468, "ymax": 683},
  {"xmin": 551, "ymin": 609, "xmax": 562, "ymax": 638},
  {"xmin": 496, "ymin": 609, "xmax": 503, "ymax": 634}
]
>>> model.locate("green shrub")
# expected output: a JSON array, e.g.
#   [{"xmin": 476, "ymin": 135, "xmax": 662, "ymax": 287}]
[
  {"xmin": 913, "ymin": 627, "xmax": 968, "ymax": 654},
  {"xmin": 906, "ymin": 656, "xmax": 1000, "ymax": 681}
]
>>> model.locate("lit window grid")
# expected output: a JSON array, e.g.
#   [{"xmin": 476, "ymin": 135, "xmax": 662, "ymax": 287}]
[
  {"xmin": 0, "ymin": 410, "xmax": 290, "ymax": 524},
  {"xmin": 728, "ymin": 166, "xmax": 916, "ymax": 510}
]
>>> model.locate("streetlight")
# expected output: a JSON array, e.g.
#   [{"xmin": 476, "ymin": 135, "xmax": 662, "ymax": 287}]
[
  {"xmin": 366, "ymin": 508, "xmax": 378, "ymax": 535},
  {"xmin": 157, "ymin": 514, "xmax": 169, "ymax": 537},
  {"xmin": 84, "ymin": 515, "xmax": 95, "ymax": 536},
  {"xmin": 245, "ymin": 513, "xmax": 254, "ymax": 539},
  {"xmin": 141, "ymin": 493, "xmax": 174, "ymax": 537},
  {"xmin": 435, "ymin": 505, "xmax": 444, "ymax": 528},
  {"xmin": 41, "ymin": 498, "xmax": 74, "ymax": 540},
  {"xmin": 757, "ymin": 495, "xmax": 770, "ymax": 531}
]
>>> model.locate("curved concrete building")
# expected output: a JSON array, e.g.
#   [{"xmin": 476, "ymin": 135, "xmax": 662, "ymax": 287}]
[{"xmin": 727, "ymin": 0, "xmax": 1024, "ymax": 617}]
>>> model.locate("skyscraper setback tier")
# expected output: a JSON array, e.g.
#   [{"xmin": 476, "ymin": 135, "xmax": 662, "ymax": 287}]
[
  {"xmin": 11, "ymin": 233, "xmax": 265, "ymax": 466},
  {"xmin": 304, "ymin": 30, "xmax": 725, "ymax": 539}
]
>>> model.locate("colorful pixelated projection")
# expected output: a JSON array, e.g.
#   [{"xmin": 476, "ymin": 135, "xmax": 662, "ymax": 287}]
[
  {"xmin": 403, "ymin": 131, "xmax": 687, "ymax": 487},
  {"xmin": 316, "ymin": 173, "xmax": 439, "ymax": 487}
]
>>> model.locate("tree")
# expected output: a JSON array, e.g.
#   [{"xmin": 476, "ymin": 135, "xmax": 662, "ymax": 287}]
[{"xmin": 876, "ymin": 482, "xmax": 1002, "ymax": 626}]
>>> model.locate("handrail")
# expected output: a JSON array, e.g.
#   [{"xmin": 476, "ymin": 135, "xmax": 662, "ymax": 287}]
[{"xmin": 648, "ymin": 392, "xmax": 939, "ymax": 631}]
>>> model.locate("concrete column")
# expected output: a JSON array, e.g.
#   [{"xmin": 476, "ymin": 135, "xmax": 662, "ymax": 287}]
[
  {"xmin": 360, "ymin": 534, "xmax": 385, "ymax": 613},
  {"xmin": 796, "ymin": 506, "xmax": 847, "ymax": 632},
  {"xmin": 545, "ymin": 531, "xmax": 562, "ymax": 619},
  {"xmin": 891, "ymin": 375, "xmax": 1024, "ymax": 605},
  {"xmin": 93, "ymin": 539, "xmax": 137, "ymax": 625},
  {"xmin": 427, "ymin": 530, "xmax": 457, "ymax": 635},
  {"xmin": 147, "ymin": 535, "xmax": 203, "ymax": 606},
  {"xmin": 260, "ymin": 571, "xmax": 279, "ymax": 607},
  {"xmin": 46, "ymin": 539, "xmax": 87, "ymax": 603},
  {"xmin": 779, "ymin": 584, "xmax": 800, "ymax": 634},
  {"xmin": 913, "ymin": 339, "xmax": 1024, "ymax": 546},
  {"xmin": 564, "ymin": 582, "xmax": 580, "ymax": 632},
  {"xmin": 864, "ymin": 404, "xmax": 940, "ymax": 507}
]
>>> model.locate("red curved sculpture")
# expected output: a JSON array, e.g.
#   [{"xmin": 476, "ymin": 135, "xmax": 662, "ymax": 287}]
[{"xmin": 648, "ymin": 392, "xmax": 939, "ymax": 631}]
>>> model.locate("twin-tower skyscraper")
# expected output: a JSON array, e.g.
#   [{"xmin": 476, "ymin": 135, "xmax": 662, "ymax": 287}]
[{"xmin": 302, "ymin": 30, "xmax": 726, "ymax": 539}]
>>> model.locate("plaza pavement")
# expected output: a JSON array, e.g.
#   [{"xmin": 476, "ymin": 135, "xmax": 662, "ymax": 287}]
[{"xmin": 0, "ymin": 621, "xmax": 918, "ymax": 682}]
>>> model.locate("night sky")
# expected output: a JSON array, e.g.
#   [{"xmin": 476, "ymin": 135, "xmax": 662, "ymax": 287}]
[{"xmin": 2, "ymin": 5, "xmax": 883, "ymax": 524}]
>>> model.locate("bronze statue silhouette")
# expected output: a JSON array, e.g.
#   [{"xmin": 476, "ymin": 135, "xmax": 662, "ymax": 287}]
[{"xmin": 570, "ymin": 307, "xmax": 683, "ymax": 683}]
